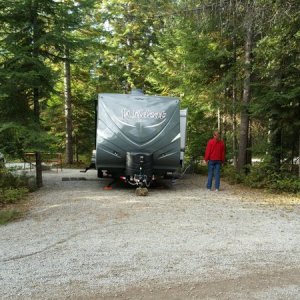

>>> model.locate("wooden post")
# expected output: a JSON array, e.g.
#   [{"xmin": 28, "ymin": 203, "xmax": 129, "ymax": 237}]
[{"xmin": 35, "ymin": 152, "xmax": 43, "ymax": 188}]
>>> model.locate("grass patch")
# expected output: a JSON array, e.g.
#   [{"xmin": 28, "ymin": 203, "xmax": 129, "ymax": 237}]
[{"xmin": 0, "ymin": 209, "xmax": 22, "ymax": 225}]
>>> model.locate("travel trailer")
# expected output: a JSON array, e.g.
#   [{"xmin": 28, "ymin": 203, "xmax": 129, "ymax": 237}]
[{"xmin": 95, "ymin": 90, "xmax": 187, "ymax": 187}]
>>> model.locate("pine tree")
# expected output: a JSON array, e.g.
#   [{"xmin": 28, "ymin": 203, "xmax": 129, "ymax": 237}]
[{"xmin": 0, "ymin": 0, "xmax": 60, "ymax": 186}]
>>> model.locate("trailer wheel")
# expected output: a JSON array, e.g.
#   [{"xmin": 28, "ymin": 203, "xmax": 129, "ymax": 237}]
[{"xmin": 97, "ymin": 169, "xmax": 103, "ymax": 178}]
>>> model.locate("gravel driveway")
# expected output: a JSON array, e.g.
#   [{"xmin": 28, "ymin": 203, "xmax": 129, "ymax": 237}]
[{"xmin": 0, "ymin": 169, "xmax": 300, "ymax": 299}]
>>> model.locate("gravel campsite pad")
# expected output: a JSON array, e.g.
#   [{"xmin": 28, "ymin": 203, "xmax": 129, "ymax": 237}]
[{"xmin": 1, "ymin": 169, "xmax": 300, "ymax": 299}]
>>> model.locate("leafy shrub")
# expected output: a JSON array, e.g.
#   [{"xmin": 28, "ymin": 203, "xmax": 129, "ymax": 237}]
[
  {"xmin": 194, "ymin": 163, "xmax": 207, "ymax": 175},
  {"xmin": 0, "ymin": 168, "xmax": 16, "ymax": 188},
  {"xmin": 242, "ymin": 164, "xmax": 274, "ymax": 188},
  {"xmin": 223, "ymin": 163, "xmax": 300, "ymax": 194},
  {"xmin": 0, "ymin": 187, "xmax": 28, "ymax": 204},
  {"xmin": 0, "ymin": 168, "xmax": 35, "ymax": 189},
  {"xmin": 0, "ymin": 169, "xmax": 31, "ymax": 206},
  {"xmin": 180, "ymin": 159, "xmax": 206, "ymax": 175},
  {"xmin": 269, "ymin": 177, "xmax": 300, "ymax": 194},
  {"xmin": 222, "ymin": 165, "xmax": 245, "ymax": 184}
]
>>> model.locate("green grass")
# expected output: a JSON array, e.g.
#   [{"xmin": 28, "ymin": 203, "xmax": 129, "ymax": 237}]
[{"xmin": 0, "ymin": 210, "xmax": 21, "ymax": 225}]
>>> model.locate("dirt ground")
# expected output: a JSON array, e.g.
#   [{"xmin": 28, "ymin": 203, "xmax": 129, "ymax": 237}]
[{"xmin": 0, "ymin": 168, "xmax": 300, "ymax": 299}]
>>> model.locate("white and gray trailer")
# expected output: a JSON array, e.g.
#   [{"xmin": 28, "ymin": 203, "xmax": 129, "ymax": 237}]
[{"xmin": 95, "ymin": 90, "xmax": 187, "ymax": 187}]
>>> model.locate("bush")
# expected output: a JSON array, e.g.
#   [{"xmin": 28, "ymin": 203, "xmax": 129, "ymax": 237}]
[
  {"xmin": 0, "ymin": 168, "xmax": 31, "ymax": 214},
  {"xmin": 194, "ymin": 163, "xmax": 207, "ymax": 175},
  {"xmin": 0, "ymin": 168, "xmax": 35, "ymax": 191},
  {"xmin": 269, "ymin": 177, "xmax": 300, "ymax": 194},
  {"xmin": 222, "ymin": 165, "xmax": 245, "ymax": 184},
  {"xmin": 0, "ymin": 187, "xmax": 28, "ymax": 204},
  {"xmin": 180, "ymin": 159, "xmax": 206, "ymax": 175},
  {"xmin": 243, "ymin": 164, "xmax": 274, "ymax": 188},
  {"xmin": 222, "ymin": 163, "xmax": 300, "ymax": 194}
]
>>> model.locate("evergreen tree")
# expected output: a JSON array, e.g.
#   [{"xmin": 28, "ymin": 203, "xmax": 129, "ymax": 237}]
[
  {"xmin": 0, "ymin": 0, "xmax": 60, "ymax": 186},
  {"xmin": 253, "ymin": 0, "xmax": 300, "ymax": 174},
  {"xmin": 92, "ymin": 0, "xmax": 170, "ymax": 92}
]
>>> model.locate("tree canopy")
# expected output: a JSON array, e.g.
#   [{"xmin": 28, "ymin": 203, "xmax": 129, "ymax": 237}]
[{"xmin": 1, "ymin": 0, "xmax": 299, "ymax": 188}]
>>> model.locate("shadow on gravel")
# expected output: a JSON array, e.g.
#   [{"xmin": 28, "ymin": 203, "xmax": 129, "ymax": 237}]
[
  {"xmin": 83, "ymin": 177, "xmax": 177, "ymax": 191},
  {"xmin": 62, "ymin": 177, "xmax": 87, "ymax": 181}
]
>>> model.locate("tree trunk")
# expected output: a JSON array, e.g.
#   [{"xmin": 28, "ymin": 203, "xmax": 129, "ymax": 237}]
[
  {"xmin": 268, "ymin": 67, "xmax": 283, "ymax": 172},
  {"xmin": 299, "ymin": 131, "xmax": 300, "ymax": 178},
  {"xmin": 232, "ymin": 86, "xmax": 238, "ymax": 168},
  {"xmin": 33, "ymin": 88, "xmax": 43, "ymax": 187},
  {"xmin": 32, "ymin": 0, "xmax": 43, "ymax": 187},
  {"xmin": 232, "ymin": 28, "xmax": 238, "ymax": 168},
  {"xmin": 217, "ymin": 108, "xmax": 221, "ymax": 132},
  {"xmin": 64, "ymin": 46, "xmax": 73, "ymax": 164},
  {"xmin": 35, "ymin": 152, "xmax": 43, "ymax": 188},
  {"xmin": 269, "ymin": 119, "xmax": 282, "ymax": 171},
  {"xmin": 246, "ymin": 120, "xmax": 252, "ymax": 170},
  {"xmin": 237, "ymin": 11, "xmax": 253, "ymax": 172}
]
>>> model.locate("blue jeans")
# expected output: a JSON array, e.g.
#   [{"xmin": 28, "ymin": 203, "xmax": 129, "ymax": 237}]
[{"xmin": 206, "ymin": 160, "xmax": 221, "ymax": 190}]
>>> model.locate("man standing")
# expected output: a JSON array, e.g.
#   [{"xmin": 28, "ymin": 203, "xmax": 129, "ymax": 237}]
[{"xmin": 204, "ymin": 131, "xmax": 225, "ymax": 191}]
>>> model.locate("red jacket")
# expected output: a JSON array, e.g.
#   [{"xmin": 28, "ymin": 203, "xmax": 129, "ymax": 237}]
[{"xmin": 204, "ymin": 138, "xmax": 225, "ymax": 163}]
